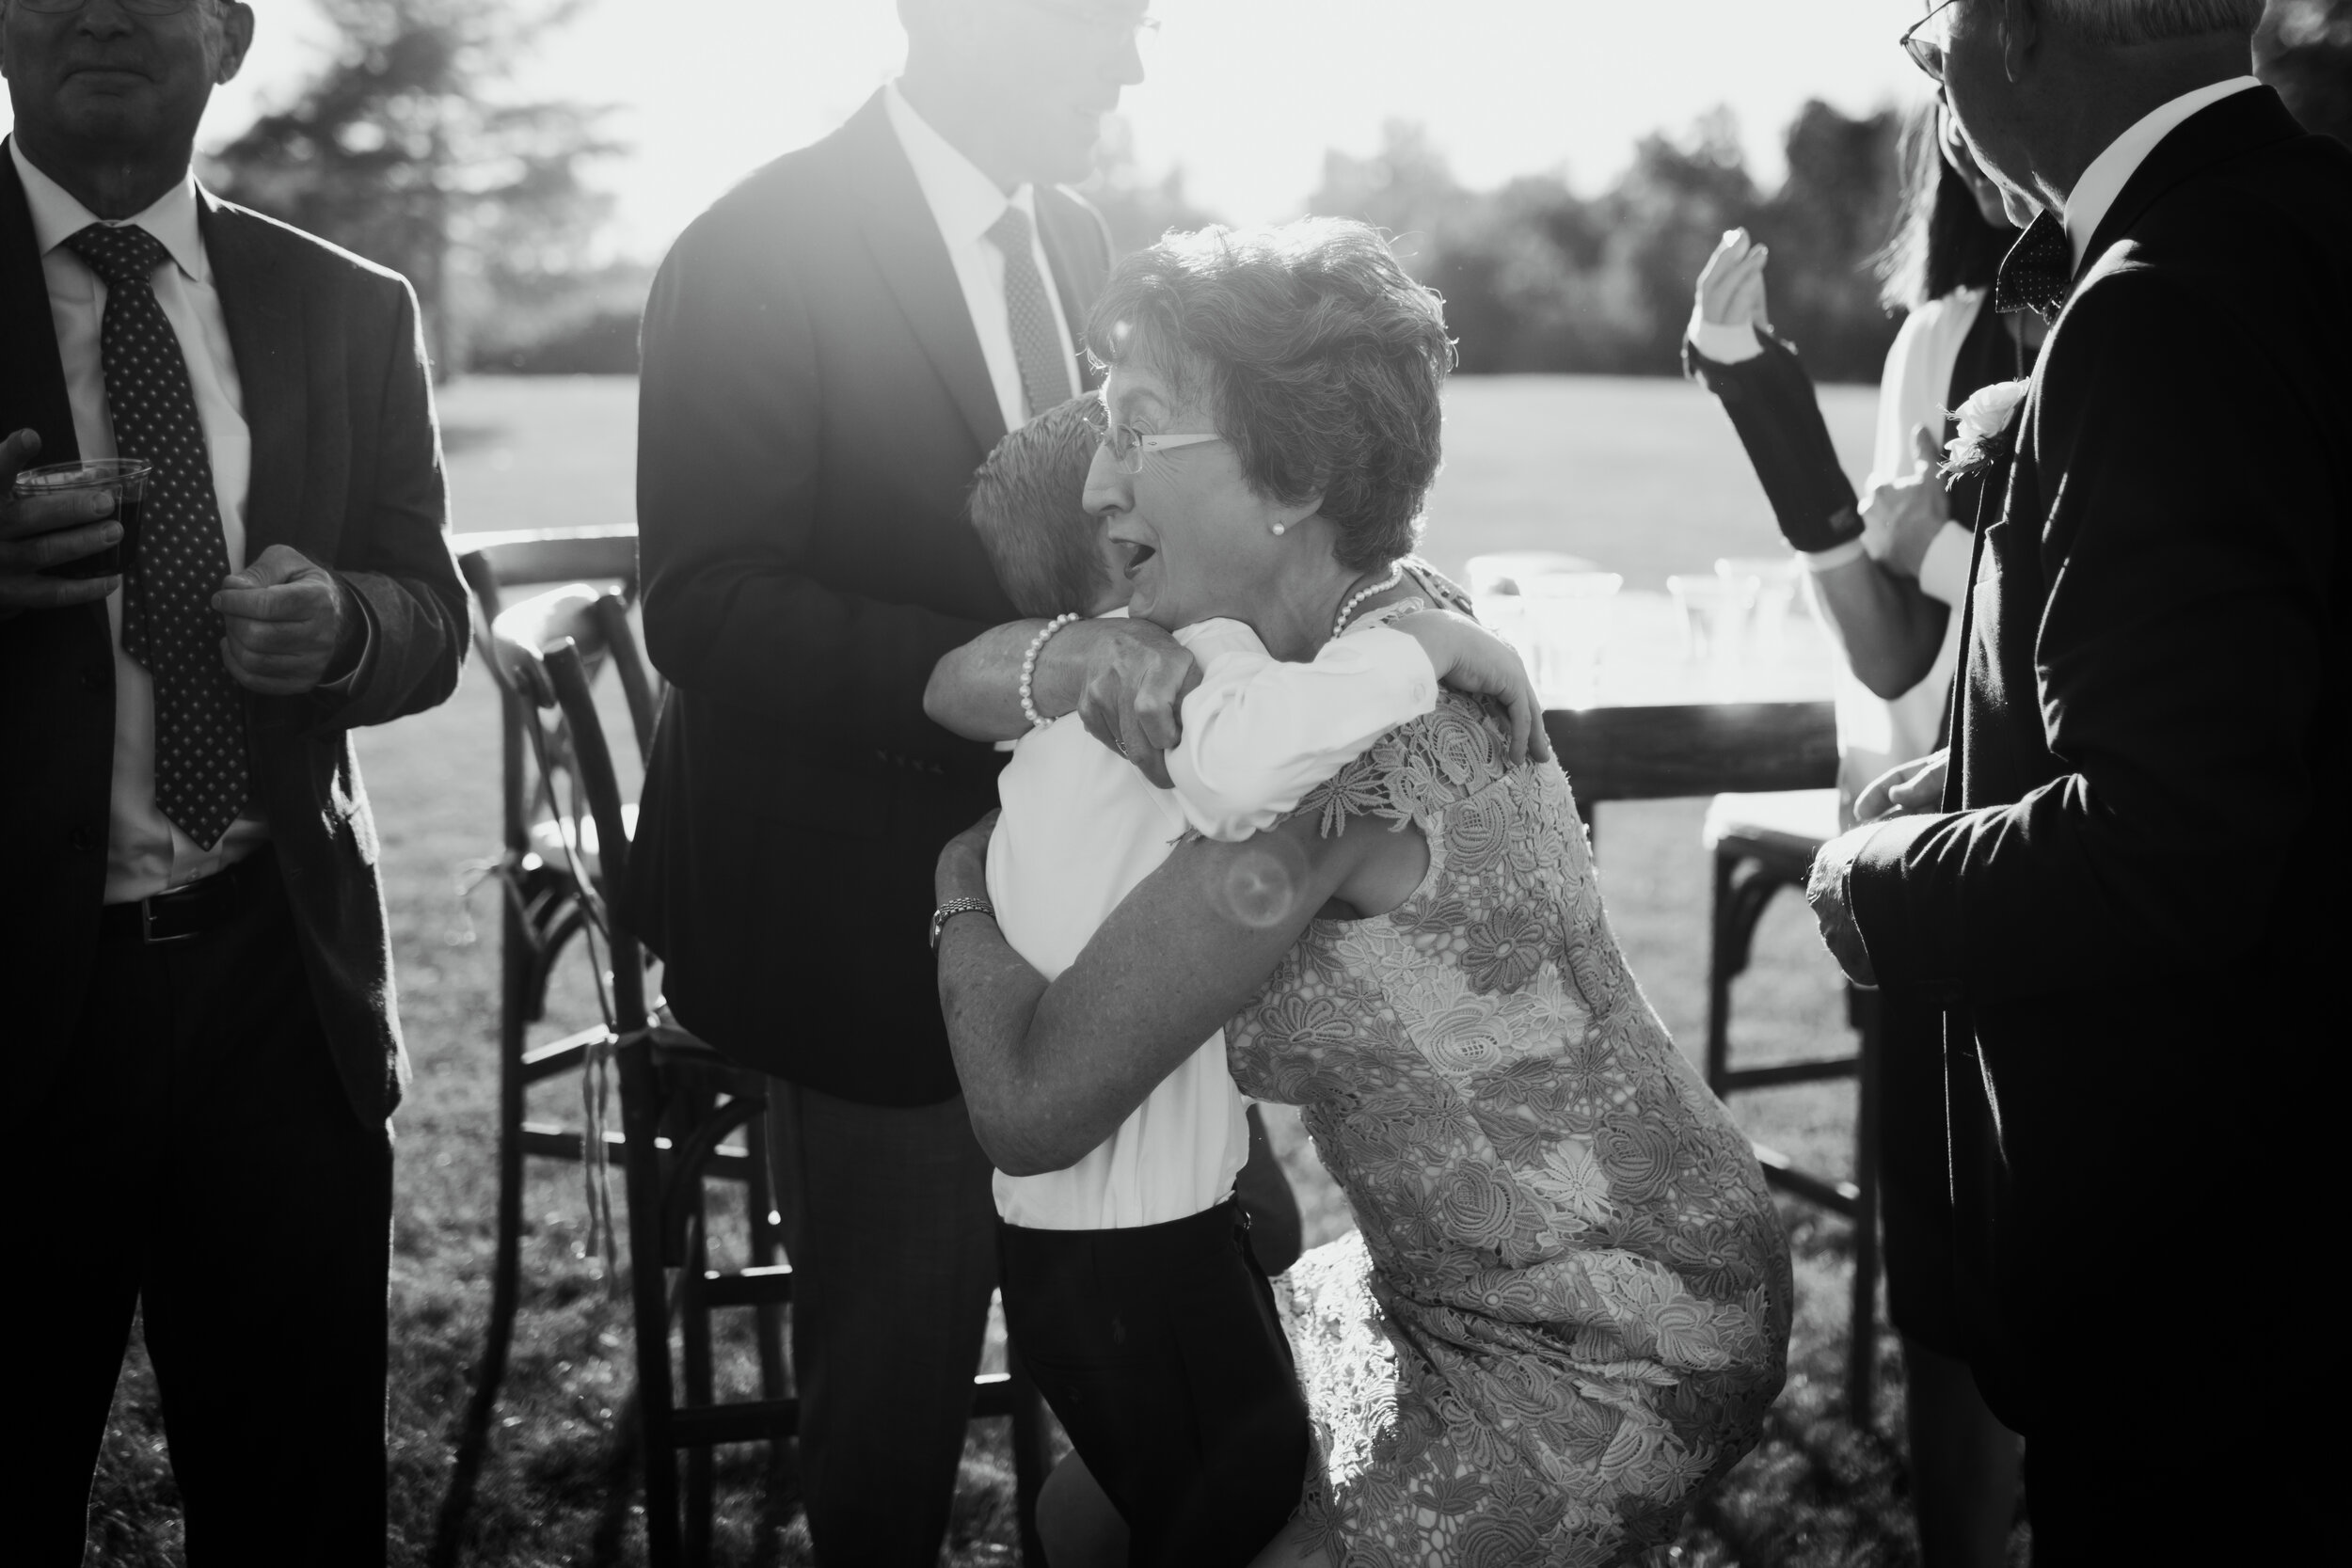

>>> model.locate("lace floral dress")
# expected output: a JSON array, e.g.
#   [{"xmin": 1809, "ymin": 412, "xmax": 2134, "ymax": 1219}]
[{"xmin": 1227, "ymin": 687, "xmax": 1793, "ymax": 1568}]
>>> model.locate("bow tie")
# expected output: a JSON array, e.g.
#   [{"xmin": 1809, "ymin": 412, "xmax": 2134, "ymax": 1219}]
[{"xmin": 1994, "ymin": 210, "xmax": 2074, "ymax": 323}]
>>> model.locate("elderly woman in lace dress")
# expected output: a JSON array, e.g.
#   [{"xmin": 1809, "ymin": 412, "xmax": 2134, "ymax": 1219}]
[{"xmin": 933, "ymin": 217, "xmax": 1791, "ymax": 1568}]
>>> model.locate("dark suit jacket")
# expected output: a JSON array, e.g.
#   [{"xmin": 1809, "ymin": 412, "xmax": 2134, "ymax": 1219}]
[
  {"xmin": 1, "ymin": 142, "xmax": 469, "ymax": 1128},
  {"xmin": 1849, "ymin": 88, "xmax": 2351, "ymax": 1431},
  {"xmin": 628, "ymin": 91, "xmax": 1112, "ymax": 1105}
]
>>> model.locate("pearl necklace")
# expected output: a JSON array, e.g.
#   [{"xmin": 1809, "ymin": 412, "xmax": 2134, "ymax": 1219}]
[{"xmin": 1331, "ymin": 557, "xmax": 1410, "ymax": 641}]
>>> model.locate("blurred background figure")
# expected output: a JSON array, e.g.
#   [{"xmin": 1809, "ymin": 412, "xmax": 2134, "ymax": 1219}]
[{"xmin": 1681, "ymin": 97, "xmax": 2038, "ymax": 1568}]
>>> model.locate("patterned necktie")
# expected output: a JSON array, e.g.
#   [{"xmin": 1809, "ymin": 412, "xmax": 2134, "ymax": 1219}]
[
  {"xmin": 66, "ymin": 221, "xmax": 250, "ymax": 850},
  {"xmin": 1994, "ymin": 209, "xmax": 2074, "ymax": 324},
  {"xmin": 984, "ymin": 203, "xmax": 1073, "ymax": 422}
]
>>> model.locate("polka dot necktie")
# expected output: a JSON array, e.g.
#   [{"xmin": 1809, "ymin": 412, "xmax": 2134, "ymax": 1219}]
[
  {"xmin": 67, "ymin": 221, "xmax": 250, "ymax": 850},
  {"xmin": 1994, "ymin": 209, "xmax": 2074, "ymax": 324},
  {"xmin": 984, "ymin": 203, "xmax": 1073, "ymax": 422}
]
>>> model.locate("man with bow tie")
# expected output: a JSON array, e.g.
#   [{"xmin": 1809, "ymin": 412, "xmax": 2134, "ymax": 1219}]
[
  {"xmin": 1, "ymin": 0, "xmax": 466, "ymax": 1558},
  {"xmin": 1808, "ymin": 1, "xmax": 2349, "ymax": 1558}
]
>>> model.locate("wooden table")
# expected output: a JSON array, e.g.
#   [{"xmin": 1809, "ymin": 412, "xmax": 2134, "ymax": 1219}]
[{"xmin": 1530, "ymin": 589, "xmax": 1841, "ymax": 824}]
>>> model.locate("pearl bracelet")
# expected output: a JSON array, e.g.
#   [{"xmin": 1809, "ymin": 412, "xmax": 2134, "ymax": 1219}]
[{"xmin": 1019, "ymin": 612, "xmax": 1080, "ymax": 731}]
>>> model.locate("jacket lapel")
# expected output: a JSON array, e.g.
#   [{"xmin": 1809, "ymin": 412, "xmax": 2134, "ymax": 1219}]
[
  {"xmin": 2075, "ymin": 85, "xmax": 2305, "ymax": 284},
  {"xmin": 198, "ymin": 192, "xmax": 309, "ymax": 562},
  {"xmin": 0, "ymin": 139, "xmax": 82, "ymax": 471},
  {"xmin": 834, "ymin": 92, "xmax": 1006, "ymax": 452}
]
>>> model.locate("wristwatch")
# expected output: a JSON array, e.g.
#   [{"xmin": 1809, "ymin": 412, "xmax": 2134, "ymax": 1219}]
[{"xmin": 929, "ymin": 895, "xmax": 996, "ymax": 951}]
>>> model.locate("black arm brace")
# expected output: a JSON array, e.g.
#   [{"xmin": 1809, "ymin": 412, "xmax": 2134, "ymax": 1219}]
[{"xmin": 1682, "ymin": 330, "xmax": 1864, "ymax": 553}]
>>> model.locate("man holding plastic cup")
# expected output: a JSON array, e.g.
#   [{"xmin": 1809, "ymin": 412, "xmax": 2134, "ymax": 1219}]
[{"xmin": 1, "ymin": 0, "xmax": 467, "ymax": 1558}]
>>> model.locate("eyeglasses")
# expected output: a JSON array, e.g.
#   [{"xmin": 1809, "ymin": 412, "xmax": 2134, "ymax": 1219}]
[
  {"xmin": 1899, "ymin": 0, "xmax": 1965, "ymax": 83},
  {"xmin": 1083, "ymin": 396, "xmax": 1219, "ymax": 475},
  {"xmin": 13, "ymin": 0, "xmax": 209, "ymax": 13},
  {"xmin": 1014, "ymin": 0, "xmax": 1160, "ymax": 45}
]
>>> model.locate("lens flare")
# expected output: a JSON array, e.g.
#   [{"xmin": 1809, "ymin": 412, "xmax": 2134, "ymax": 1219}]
[{"xmin": 1217, "ymin": 841, "xmax": 1305, "ymax": 928}]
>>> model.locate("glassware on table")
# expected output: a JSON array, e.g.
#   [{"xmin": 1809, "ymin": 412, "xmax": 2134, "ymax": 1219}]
[
  {"xmin": 1715, "ymin": 555, "xmax": 1804, "ymax": 650},
  {"xmin": 1464, "ymin": 550, "xmax": 1605, "ymax": 599},
  {"xmin": 1466, "ymin": 552, "xmax": 1605, "ymax": 672},
  {"xmin": 1668, "ymin": 571, "xmax": 1757, "ymax": 664},
  {"xmin": 9, "ymin": 457, "xmax": 151, "ymax": 580},
  {"xmin": 1517, "ymin": 569, "xmax": 1621, "ymax": 705}
]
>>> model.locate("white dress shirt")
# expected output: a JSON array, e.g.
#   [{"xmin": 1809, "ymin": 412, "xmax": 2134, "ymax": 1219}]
[
  {"xmin": 986, "ymin": 612, "xmax": 1438, "ymax": 1231},
  {"xmin": 883, "ymin": 82, "xmax": 1081, "ymax": 434},
  {"xmin": 2063, "ymin": 76, "xmax": 2264, "ymax": 271},
  {"xmin": 11, "ymin": 139, "xmax": 270, "ymax": 902}
]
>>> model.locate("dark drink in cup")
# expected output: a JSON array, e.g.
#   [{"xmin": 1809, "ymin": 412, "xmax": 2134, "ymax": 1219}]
[{"xmin": 10, "ymin": 457, "xmax": 151, "ymax": 580}]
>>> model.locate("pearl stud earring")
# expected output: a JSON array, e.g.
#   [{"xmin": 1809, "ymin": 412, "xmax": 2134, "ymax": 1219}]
[{"xmin": 1270, "ymin": 521, "xmax": 1287, "ymax": 536}]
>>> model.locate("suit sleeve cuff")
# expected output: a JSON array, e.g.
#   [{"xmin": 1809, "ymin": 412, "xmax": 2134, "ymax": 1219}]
[
  {"xmin": 314, "ymin": 578, "xmax": 379, "ymax": 698},
  {"xmin": 1846, "ymin": 810, "xmax": 1949, "ymax": 989}
]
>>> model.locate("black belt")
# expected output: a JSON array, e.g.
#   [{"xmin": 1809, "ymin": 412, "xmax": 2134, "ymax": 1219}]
[{"xmin": 101, "ymin": 847, "xmax": 277, "ymax": 945}]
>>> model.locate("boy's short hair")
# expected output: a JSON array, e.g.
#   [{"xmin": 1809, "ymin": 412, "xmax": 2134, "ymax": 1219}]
[{"xmin": 967, "ymin": 395, "xmax": 1112, "ymax": 619}]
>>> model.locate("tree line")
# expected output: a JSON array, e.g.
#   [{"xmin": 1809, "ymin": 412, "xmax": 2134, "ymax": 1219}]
[{"xmin": 204, "ymin": 0, "xmax": 2351, "ymax": 383}]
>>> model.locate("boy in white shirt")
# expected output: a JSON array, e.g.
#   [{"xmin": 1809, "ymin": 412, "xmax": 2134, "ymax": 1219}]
[{"xmin": 958, "ymin": 396, "xmax": 1545, "ymax": 1564}]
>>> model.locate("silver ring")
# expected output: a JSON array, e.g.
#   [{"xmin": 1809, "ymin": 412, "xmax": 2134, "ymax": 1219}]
[{"xmin": 1115, "ymin": 736, "xmax": 1131, "ymax": 759}]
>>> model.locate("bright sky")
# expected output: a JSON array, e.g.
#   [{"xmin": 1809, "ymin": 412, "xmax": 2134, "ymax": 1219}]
[{"xmin": 5, "ymin": 1, "xmax": 1934, "ymax": 259}]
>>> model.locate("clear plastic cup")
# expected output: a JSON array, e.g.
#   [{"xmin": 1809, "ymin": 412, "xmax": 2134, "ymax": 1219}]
[
  {"xmin": 10, "ymin": 457, "xmax": 151, "ymax": 580},
  {"xmin": 1668, "ymin": 572, "xmax": 1757, "ymax": 663},
  {"xmin": 1518, "ymin": 569, "xmax": 1622, "ymax": 703},
  {"xmin": 1716, "ymin": 555, "xmax": 1803, "ymax": 649}
]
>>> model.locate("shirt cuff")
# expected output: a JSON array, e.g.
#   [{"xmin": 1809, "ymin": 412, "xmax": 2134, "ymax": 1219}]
[
  {"xmin": 1801, "ymin": 537, "xmax": 1869, "ymax": 573},
  {"xmin": 315, "ymin": 584, "xmax": 377, "ymax": 698},
  {"xmin": 1916, "ymin": 522, "xmax": 1974, "ymax": 606},
  {"xmin": 1688, "ymin": 314, "xmax": 1765, "ymax": 366}
]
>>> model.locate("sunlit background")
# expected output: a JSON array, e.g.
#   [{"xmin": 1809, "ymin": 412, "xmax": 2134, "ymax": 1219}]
[
  {"xmin": 9, "ymin": 1, "xmax": 2340, "ymax": 385},
  {"xmin": 4, "ymin": 1, "xmax": 1928, "ymax": 255}
]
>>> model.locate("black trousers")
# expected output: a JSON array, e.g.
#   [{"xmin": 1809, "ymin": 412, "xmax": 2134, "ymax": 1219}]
[
  {"xmin": 1001, "ymin": 1201, "xmax": 1311, "ymax": 1568},
  {"xmin": 1875, "ymin": 985, "xmax": 1969, "ymax": 1356},
  {"xmin": 13, "ymin": 854, "xmax": 393, "ymax": 1565},
  {"xmin": 763, "ymin": 1080, "xmax": 1000, "ymax": 1568}
]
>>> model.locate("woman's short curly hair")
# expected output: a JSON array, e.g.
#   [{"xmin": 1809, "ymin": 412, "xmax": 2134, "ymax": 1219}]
[{"xmin": 1086, "ymin": 217, "xmax": 1455, "ymax": 573}]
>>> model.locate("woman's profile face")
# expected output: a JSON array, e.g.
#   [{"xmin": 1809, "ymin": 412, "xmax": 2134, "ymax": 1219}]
[{"xmin": 1085, "ymin": 359, "xmax": 1298, "ymax": 631}]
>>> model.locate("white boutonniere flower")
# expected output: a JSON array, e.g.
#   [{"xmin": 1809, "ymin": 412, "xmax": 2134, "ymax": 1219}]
[{"xmin": 1940, "ymin": 378, "xmax": 2032, "ymax": 483}]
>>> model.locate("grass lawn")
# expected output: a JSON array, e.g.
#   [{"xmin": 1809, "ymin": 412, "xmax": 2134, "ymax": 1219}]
[{"xmin": 85, "ymin": 373, "xmax": 2025, "ymax": 1566}]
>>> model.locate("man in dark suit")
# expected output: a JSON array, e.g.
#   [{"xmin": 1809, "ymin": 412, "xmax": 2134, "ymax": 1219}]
[
  {"xmin": 2, "ymin": 1, "xmax": 466, "ymax": 1559},
  {"xmin": 629, "ymin": 3, "xmax": 1162, "ymax": 1560},
  {"xmin": 1809, "ymin": 2, "xmax": 2348, "ymax": 1558}
]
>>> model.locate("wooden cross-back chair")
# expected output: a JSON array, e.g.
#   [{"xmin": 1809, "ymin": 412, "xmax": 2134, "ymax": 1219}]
[
  {"xmin": 1547, "ymin": 701, "xmax": 1885, "ymax": 1419},
  {"xmin": 435, "ymin": 526, "xmax": 722, "ymax": 1561},
  {"xmin": 485, "ymin": 591, "xmax": 793, "ymax": 1566},
  {"xmin": 445, "ymin": 555, "xmax": 1051, "ymax": 1564}
]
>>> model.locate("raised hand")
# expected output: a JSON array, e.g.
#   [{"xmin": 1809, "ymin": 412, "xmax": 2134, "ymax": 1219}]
[
  {"xmin": 1390, "ymin": 609, "xmax": 1554, "ymax": 766},
  {"xmin": 1854, "ymin": 748, "xmax": 1948, "ymax": 823},
  {"xmin": 0, "ymin": 429, "xmax": 122, "ymax": 617},
  {"xmin": 1859, "ymin": 426, "xmax": 1951, "ymax": 579},
  {"xmin": 211, "ymin": 543, "xmax": 360, "ymax": 695},
  {"xmin": 1695, "ymin": 228, "xmax": 1773, "ymax": 333}
]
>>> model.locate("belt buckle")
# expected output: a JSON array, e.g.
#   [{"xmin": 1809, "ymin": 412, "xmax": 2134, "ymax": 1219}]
[{"xmin": 139, "ymin": 890, "xmax": 203, "ymax": 945}]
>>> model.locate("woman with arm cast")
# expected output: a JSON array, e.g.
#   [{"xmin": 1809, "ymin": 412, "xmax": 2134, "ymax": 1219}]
[{"xmin": 1683, "ymin": 102, "xmax": 2036, "ymax": 1568}]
